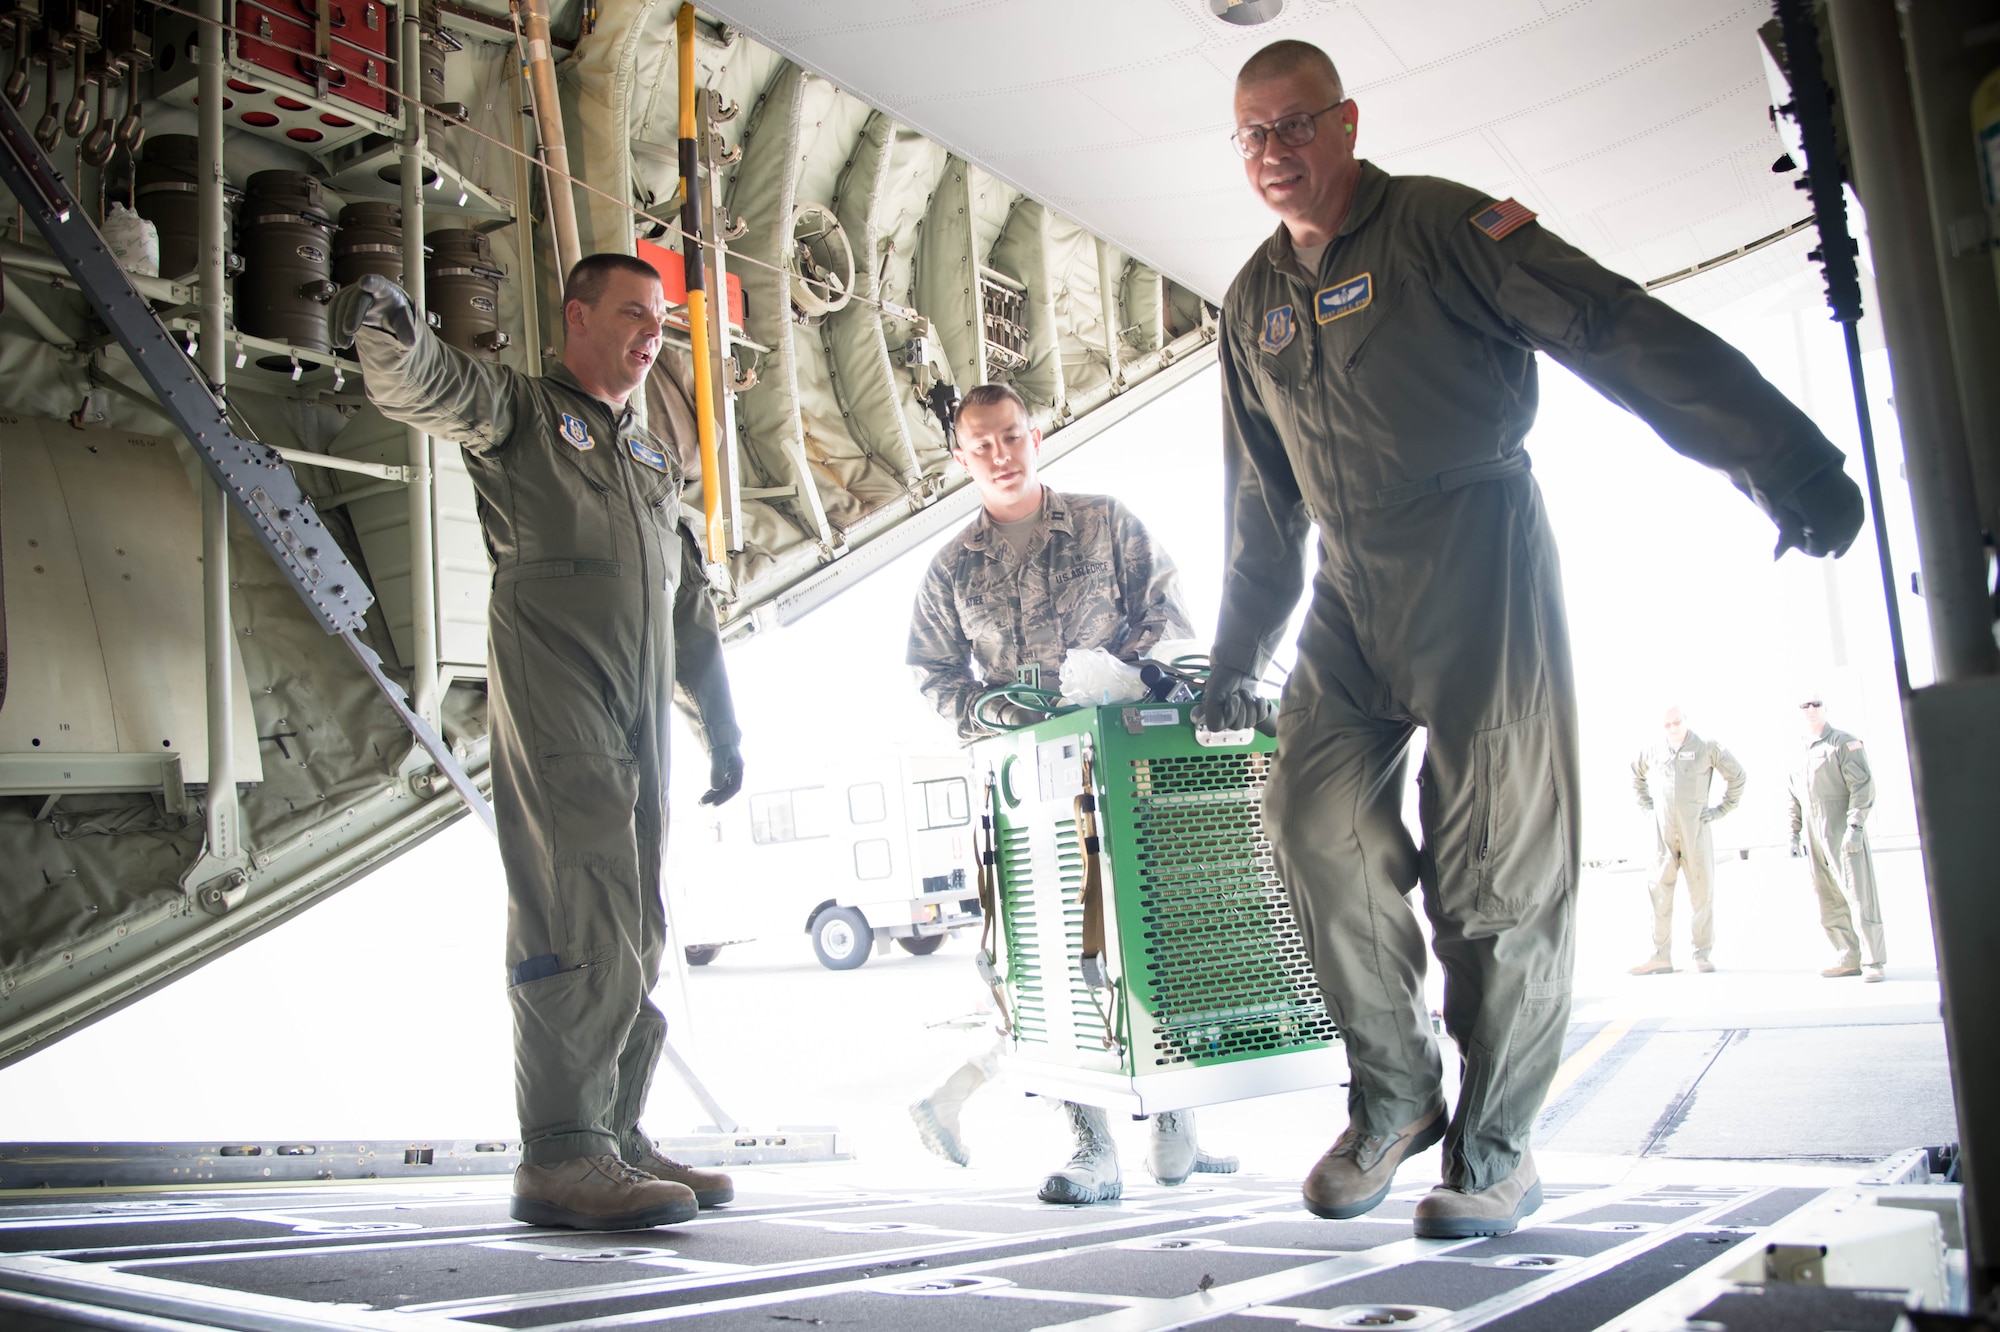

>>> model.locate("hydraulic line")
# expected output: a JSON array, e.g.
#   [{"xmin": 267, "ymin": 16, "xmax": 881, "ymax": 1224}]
[
  {"xmin": 677, "ymin": 2, "xmax": 724, "ymax": 561},
  {"xmin": 1774, "ymin": 0, "xmax": 1911, "ymax": 697},
  {"xmin": 518, "ymin": 0, "xmax": 579, "ymax": 276}
]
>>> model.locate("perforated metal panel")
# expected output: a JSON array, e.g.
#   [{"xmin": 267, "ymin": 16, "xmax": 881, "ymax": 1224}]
[
  {"xmin": 977, "ymin": 703, "xmax": 1342, "ymax": 1114},
  {"xmin": 1121, "ymin": 752, "xmax": 1337, "ymax": 1068}
]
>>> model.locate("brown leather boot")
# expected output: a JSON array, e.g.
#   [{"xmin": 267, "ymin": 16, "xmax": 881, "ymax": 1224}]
[
  {"xmin": 1302, "ymin": 1104, "xmax": 1446, "ymax": 1220},
  {"xmin": 625, "ymin": 1140, "xmax": 735, "ymax": 1208},
  {"xmin": 510, "ymin": 1154, "xmax": 698, "ymax": 1230},
  {"xmin": 1412, "ymin": 1151, "xmax": 1543, "ymax": 1238}
]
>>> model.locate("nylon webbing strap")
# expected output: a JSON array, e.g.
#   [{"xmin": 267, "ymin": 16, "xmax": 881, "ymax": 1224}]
[
  {"xmin": 973, "ymin": 768, "xmax": 1013, "ymax": 1036},
  {"xmin": 1074, "ymin": 751, "xmax": 1109, "ymax": 990}
]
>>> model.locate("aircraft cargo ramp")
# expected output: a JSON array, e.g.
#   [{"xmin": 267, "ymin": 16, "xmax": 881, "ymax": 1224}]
[
  {"xmin": 0, "ymin": 849, "xmax": 1967, "ymax": 1331},
  {"xmin": 0, "ymin": 1158, "xmax": 1959, "ymax": 1331}
]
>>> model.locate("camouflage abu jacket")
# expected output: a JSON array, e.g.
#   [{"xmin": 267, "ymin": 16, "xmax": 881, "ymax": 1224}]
[{"xmin": 908, "ymin": 488, "xmax": 1193, "ymax": 741}]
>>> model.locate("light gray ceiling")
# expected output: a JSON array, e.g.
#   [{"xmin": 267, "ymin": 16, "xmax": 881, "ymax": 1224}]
[{"xmin": 695, "ymin": 0, "xmax": 1805, "ymax": 308}]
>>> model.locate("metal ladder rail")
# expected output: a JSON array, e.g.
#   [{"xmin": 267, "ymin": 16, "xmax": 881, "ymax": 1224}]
[{"xmin": 0, "ymin": 95, "xmax": 494, "ymax": 835}]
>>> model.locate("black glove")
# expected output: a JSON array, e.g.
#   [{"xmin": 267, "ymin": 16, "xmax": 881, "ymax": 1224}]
[
  {"xmin": 1771, "ymin": 463, "xmax": 1864, "ymax": 560},
  {"xmin": 1199, "ymin": 666, "xmax": 1276, "ymax": 736},
  {"xmin": 328, "ymin": 273, "xmax": 419, "ymax": 350},
  {"xmin": 699, "ymin": 743, "xmax": 743, "ymax": 806}
]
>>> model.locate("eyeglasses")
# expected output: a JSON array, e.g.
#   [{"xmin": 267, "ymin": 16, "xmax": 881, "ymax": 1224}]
[
  {"xmin": 1800, "ymin": 701, "xmax": 1823, "ymax": 710},
  {"xmin": 1231, "ymin": 101, "xmax": 1346, "ymax": 159}
]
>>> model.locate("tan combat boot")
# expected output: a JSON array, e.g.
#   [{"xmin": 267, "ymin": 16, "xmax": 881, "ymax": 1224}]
[
  {"xmin": 624, "ymin": 1139, "xmax": 735, "ymax": 1208},
  {"xmin": 1303, "ymin": 1104, "xmax": 1445, "ymax": 1220},
  {"xmin": 1146, "ymin": 1109, "xmax": 1239, "ymax": 1186},
  {"xmin": 1412, "ymin": 1150, "xmax": 1543, "ymax": 1238},
  {"xmin": 1038, "ymin": 1102, "xmax": 1122, "ymax": 1205},
  {"xmin": 511, "ymin": 1154, "xmax": 698, "ymax": 1230}
]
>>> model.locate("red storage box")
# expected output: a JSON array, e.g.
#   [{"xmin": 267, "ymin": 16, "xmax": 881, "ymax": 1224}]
[
  {"xmin": 235, "ymin": 0, "xmax": 394, "ymax": 116},
  {"xmin": 637, "ymin": 238, "xmax": 746, "ymax": 330}
]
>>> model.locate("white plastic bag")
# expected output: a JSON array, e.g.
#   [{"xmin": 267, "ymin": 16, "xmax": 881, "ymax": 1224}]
[
  {"xmin": 1144, "ymin": 637, "xmax": 1206, "ymax": 671},
  {"xmin": 1059, "ymin": 647, "xmax": 1148, "ymax": 707},
  {"xmin": 103, "ymin": 203, "xmax": 159, "ymax": 277}
]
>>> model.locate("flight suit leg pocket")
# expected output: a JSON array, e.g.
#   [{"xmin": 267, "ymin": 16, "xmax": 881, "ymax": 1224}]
[
  {"xmin": 1467, "ymin": 711, "xmax": 1566, "ymax": 928},
  {"xmin": 538, "ymin": 750, "xmax": 645, "ymax": 960}
]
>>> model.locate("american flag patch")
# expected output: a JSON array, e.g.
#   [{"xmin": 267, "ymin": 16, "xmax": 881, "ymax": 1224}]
[{"xmin": 1471, "ymin": 198, "xmax": 1537, "ymax": 241}]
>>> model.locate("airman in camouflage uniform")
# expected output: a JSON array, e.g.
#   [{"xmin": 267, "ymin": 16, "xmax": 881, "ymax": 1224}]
[
  {"xmin": 909, "ymin": 489, "xmax": 1192, "ymax": 742},
  {"xmin": 907, "ymin": 383, "xmax": 1230, "ymax": 1204},
  {"xmin": 333, "ymin": 258, "xmax": 743, "ymax": 1232},
  {"xmin": 1201, "ymin": 42, "xmax": 1865, "ymax": 1239}
]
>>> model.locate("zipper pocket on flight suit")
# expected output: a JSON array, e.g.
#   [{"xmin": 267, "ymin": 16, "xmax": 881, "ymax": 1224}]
[
  {"xmin": 1341, "ymin": 277, "xmax": 1405, "ymax": 373},
  {"xmin": 549, "ymin": 437, "xmax": 611, "ymax": 495}
]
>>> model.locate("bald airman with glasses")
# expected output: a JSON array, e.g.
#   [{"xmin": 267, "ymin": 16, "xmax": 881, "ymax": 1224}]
[{"xmin": 1199, "ymin": 39, "xmax": 1868, "ymax": 1239}]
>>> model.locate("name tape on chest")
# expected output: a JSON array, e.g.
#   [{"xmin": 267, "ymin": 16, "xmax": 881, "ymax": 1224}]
[
  {"xmin": 560, "ymin": 412, "xmax": 595, "ymax": 451},
  {"xmin": 1471, "ymin": 198, "xmax": 1537, "ymax": 241},
  {"xmin": 1316, "ymin": 273, "xmax": 1372, "ymax": 323},
  {"xmin": 626, "ymin": 435, "xmax": 673, "ymax": 474},
  {"xmin": 1259, "ymin": 303, "xmax": 1296, "ymax": 355}
]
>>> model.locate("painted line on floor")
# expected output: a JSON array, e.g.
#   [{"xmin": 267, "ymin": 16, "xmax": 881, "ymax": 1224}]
[{"xmin": 1544, "ymin": 1020, "xmax": 1634, "ymax": 1107}]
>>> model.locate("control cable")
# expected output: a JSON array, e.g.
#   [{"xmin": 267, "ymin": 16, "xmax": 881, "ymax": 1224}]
[{"xmin": 1774, "ymin": 0, "xmax": 1911, "ymax": 699}]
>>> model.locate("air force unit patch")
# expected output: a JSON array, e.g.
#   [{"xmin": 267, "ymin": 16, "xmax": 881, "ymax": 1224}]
[
  {"xmin": 626, "ymin": 435, "xmax": 672, "ymax": 473},
  {"xmin": 1471, "ymin": 198, "xmax": 1538, "ymax": 241},
  {"xmin": 1259, "ymin": 304, "xmax": 1296, "ymax": 354},
  {"xmin": 1316, "ymin": 273, "xmax": 1372, "ymax": 323},
  {"xmin": 559, "ymin": 413, "xmax": 594, "ymax": 450}
]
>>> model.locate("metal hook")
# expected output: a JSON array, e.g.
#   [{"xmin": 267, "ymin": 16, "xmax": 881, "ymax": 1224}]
[
  {"xmin": 33, "ymin": 41, "xmax": 60, "ymax": 150},
  {"xmin": 4, "ymin": 20, "xmax": 31, "ymax": 109},
  {"xmin": 114, "ymin": 61, "xmax": 143, "ymax": 153},
  {"xmin": 62, "ymin": 42, "xmax": 91, "ymax": 139},
  {"xmin": 80, "ymin": 65, "xmax": 115, "ymax": 165}
]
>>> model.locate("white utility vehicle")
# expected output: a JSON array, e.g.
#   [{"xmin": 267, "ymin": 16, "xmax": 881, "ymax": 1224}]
[{"xmin": 669, "ymin": 754, "xmax": 984, "ymax": 970}]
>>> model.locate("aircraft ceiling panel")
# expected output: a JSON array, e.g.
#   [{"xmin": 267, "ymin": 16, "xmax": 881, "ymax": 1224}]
[
  {"xmin": 1357, "ymin": 0, "xmax": 1560, "ymax": 71},
  {"xmin": 699, "ymin": 0, "xmax": 1804, "ymax": 304},
  {"xmin": 905, "ymin": 84, "xmax": 1141, "ymax": 159},
  {"xmin": 794, "ymin": 2, "xmax": 1211, "ymax": 106}
]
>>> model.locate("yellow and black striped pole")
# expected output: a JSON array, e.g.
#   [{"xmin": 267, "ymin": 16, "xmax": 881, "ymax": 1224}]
[{"xmin": 677, "ymin": 3, "xmax": 726, "ymax": 563}]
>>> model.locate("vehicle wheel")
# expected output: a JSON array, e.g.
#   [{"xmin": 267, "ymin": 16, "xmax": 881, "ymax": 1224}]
[
  {"xmin": 896, "ymin": 934, "xmax": 946, "ymax": 956},
  {"xmin": 810, "ymin": 907, "xmax": 871, "ymax": 971},
  {"xmin": 684, "ymin": 945, "xmax": 722, "ymax": 967}
]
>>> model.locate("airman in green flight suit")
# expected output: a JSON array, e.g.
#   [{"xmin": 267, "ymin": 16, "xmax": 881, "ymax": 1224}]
[
  {"xmin": 1630, "ymin": 707, "xmax": 1747, "ymax": 975},
  {"xmin": 1789, "ymin": 697, "xmax": 1886, "ymax": 982},
  {"xmin": 1199, "ymin": 41, "xmax": 1866, "ymax": 1239},
  {"xmin": 334, "ymin": 257, "xmax": 743, "ymax": 1231}
]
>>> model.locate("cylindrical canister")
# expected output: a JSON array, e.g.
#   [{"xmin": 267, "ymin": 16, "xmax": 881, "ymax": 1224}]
[
  {"xmin": 137, "ymin": 135, "xmax": 236, "ymax": 282},
  {"xmin": 333, "ymin": 201, "xmax": 408, "ymax": 289},
  {"xmin": 237, "ymin": 170, "xmax": 339, "ymax": 352},
  {"xmin": 426, "ymin": 227, "xmax": 509, "ymax": 360}
]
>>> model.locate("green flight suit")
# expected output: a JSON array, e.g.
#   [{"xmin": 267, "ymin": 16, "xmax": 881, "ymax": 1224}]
[
  {"xmin": 1215, "ymin": 162, "xmax": 1847, "ymax": 1189},
  {"xmin": 1632, "ymin": 732, "xmax": 1746, "ymax": 964},
  {"xmin": 355, "ymin": 323, "xmax": 739, "ymax": 1167},
  {"xmin": 1788, "ymin": 724, "xmax": 1884, "ymax": 968}
]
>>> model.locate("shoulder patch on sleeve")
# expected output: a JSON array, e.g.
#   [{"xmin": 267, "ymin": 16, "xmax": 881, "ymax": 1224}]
[
  {"xmin": 1471, "ymin": 198, "xmax": 1537, "ymax": 241},
  {"xmin": 1259, "ymin": 304, "xmax": 1296, "ymax": 354},
  {"xmin": 1848, "ymin": 740, "xmax": 1864, "ymax": 750}
]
